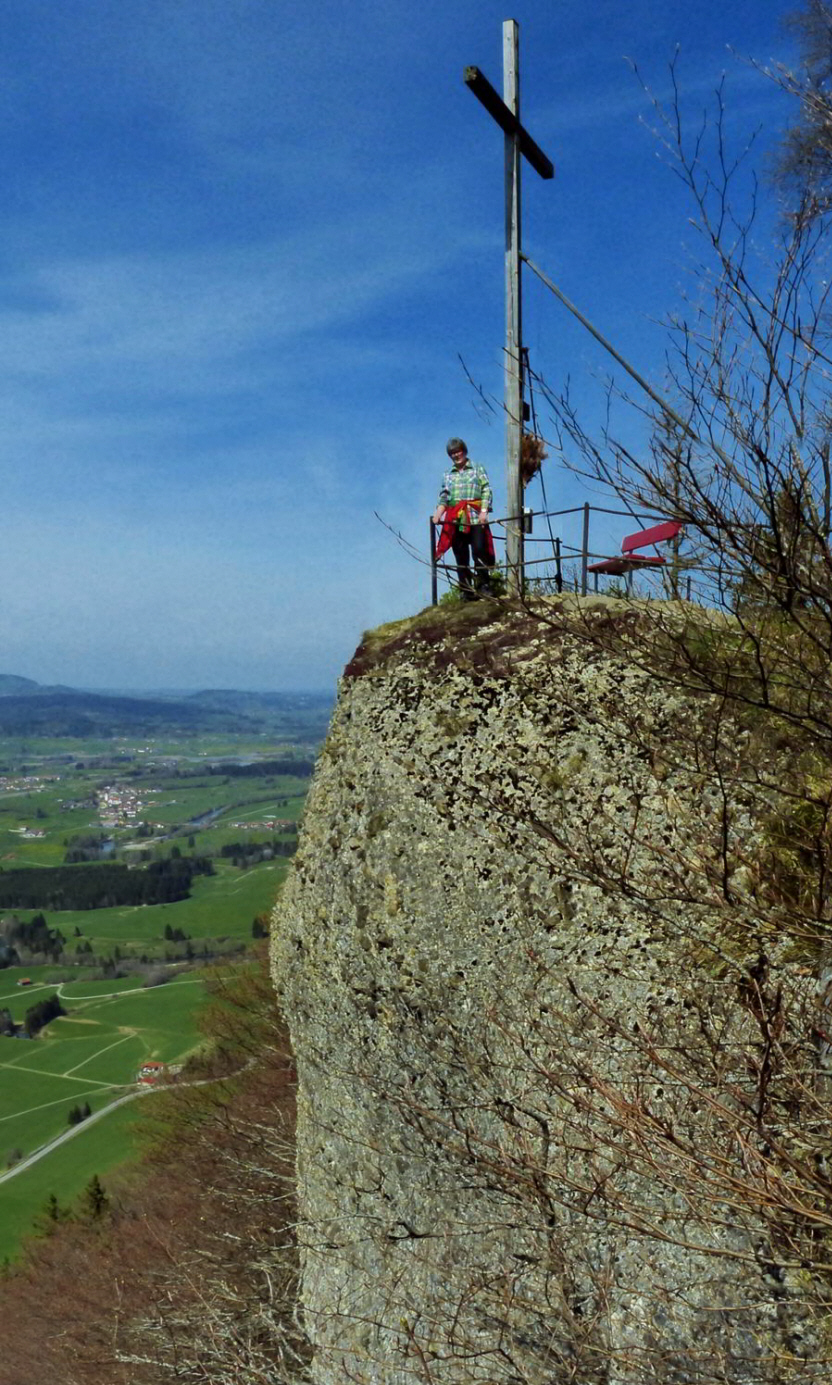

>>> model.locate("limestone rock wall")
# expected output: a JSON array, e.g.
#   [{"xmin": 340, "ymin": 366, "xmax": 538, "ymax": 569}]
[{"xmin": 272, "ymin": 600, "xmax": 828, "ymax": 1384}]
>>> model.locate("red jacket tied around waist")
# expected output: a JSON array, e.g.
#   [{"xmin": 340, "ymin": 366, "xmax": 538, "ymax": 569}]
[{"xmin": 435, "ymin": 500, "xmax": 496, "ymax": 564}]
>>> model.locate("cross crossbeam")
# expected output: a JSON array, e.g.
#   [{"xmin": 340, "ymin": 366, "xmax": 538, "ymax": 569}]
[{"xmin": 463, "ymin": 67, "xmax": 554, "ymax": 180}]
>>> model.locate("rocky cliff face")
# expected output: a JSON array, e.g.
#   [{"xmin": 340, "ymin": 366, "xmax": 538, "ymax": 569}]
[{"xmin": 272, "ymin": 598, "xmax": 829, "ymax": 1384}]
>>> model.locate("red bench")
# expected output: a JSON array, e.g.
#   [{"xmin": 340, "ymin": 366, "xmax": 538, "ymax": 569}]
[{"xmin": 588, "ymin": 520, "xmax": 682, "ymax": 590}]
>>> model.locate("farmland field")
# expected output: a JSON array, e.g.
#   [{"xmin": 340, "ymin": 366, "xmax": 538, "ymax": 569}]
[
  {"xmin": 0, "ymin": 1101, "xmax": 145, "ymax": 1260},
  {"xmin": 0, "ymin": 705, "xmax": 322, "ymax": 1259},
  {"xmin": 0, "ymin": 971, "xmax": 211, "ymax": 1260},
  {"xmin": 37, "ymin": 859, "xmax": 290, "ymax": 954}
]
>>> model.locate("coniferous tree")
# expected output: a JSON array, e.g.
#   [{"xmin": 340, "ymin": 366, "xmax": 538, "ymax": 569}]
[
  {"xmin": 37, "ymin": 1193, "xmax": 69, "ymax": 1234},
  {"xmin": 80, "ymin": 1175, "xmax": 108, "ymax": 1221}
]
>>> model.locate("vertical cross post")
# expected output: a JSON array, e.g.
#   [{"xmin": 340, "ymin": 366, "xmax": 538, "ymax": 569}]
[
  {"xmin": 465, "ymin": 27, "xmax": 553, "ymax": 599},
  {"xmin": 503, "ymin": 19, "xmax": 523, "ymax": 595}
]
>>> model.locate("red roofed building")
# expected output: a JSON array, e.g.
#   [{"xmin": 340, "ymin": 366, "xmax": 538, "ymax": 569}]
[{"xmin": 137, "ymin": 1061, "xmax": 167, "ymax": 1085}]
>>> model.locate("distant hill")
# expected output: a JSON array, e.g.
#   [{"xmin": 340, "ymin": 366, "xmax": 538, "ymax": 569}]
[
  {"xmin": 0, "ymin": 678, "xmax": 334, "ymax": 740},
  {"xmin": 0, "ymin": 675, "xmax": 334, "ymax": 740},
  {"xmin": 0, "ymin": 691, "xmax": 255, "ymax": 738},
  {"xmin": 0, "ymin": 674, "xmax": 77, "ymax": 698},
  {"xmin": 0, "ymin": 674, "xmax": 41, "ymax": 695}
]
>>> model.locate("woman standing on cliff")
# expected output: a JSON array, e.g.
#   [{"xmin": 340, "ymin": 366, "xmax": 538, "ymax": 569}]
[{"xmin": 432, "ymin": 437, "xmax": 496, "ymax": 599}]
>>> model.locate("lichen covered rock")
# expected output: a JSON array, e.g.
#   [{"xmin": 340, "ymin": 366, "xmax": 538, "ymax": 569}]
[{"xmin": 272, "ymin": 598, "xmax": 829, "ymax": 1384}]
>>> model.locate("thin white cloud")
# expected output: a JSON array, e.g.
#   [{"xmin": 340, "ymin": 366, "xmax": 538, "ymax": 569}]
[{"xmin": 0, "ymin": 0, "xmax": 802, "ymax": 688}]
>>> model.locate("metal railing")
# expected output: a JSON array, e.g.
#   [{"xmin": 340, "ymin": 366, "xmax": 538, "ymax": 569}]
[{"xmin": 429, "ymin": 501, "xmax": 693, "ymax": 604}]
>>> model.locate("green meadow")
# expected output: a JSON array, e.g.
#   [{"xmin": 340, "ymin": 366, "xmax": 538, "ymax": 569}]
[
  {"xmin": 0, "ymin": 965, "xmax": 96, "ymax": 1001},
  {"xmin": 0, "ymin": 722, "xmax": 315, "ymax": 1260},
  {"xmin": 0, "ymin": 972, "xmax": 211, "ymax": 1261},
  {"xmin": 0, "ymin": 859, "xmax": 288, "ymax": 1260},
  {"xmin": 51, "ymin": 858, "xmax": 289, "ymax": 953},
  {"xmin": 0, "ymin": 1100, "xmax": 145, "ymax": 1261}
]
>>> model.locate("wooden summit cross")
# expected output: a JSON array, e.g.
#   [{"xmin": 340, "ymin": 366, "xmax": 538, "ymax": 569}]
[{"xmin": 465, "ymin": 20, "xmax": 554, "ymax": 595}]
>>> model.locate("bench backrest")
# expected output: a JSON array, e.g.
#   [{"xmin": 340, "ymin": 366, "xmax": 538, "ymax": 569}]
[{"xmin": 621, "ymin": 520, "xmax": 682, "ymax": 554}]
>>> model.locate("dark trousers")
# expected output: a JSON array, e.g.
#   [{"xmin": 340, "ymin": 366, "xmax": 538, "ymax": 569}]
[{"xmin": 451, "ymin": 525, "xmax": 490, "ymax": 593}]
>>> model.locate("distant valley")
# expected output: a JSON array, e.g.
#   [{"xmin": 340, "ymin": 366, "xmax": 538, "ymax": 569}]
[
  {"xmin": 0, "ymin": 675, "xmax": 335, "ymax": 740},
  {"xmin": 0, "ymin": 680, "xmax": 329, "ymax": 1259}
]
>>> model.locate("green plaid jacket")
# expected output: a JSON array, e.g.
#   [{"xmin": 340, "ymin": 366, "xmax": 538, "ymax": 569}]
[{"xmin": 438, "ymin": 459, "xmax": 493, "ymax": 525}]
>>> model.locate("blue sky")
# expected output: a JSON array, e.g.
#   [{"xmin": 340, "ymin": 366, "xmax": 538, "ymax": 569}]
[{"xmin": 0, "ymin": 0, "xmax": 800, "ymax": 690}]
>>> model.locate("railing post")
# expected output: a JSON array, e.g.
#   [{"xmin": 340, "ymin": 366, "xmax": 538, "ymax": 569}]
[
  {"xmin": 430, "ymin": 520, "xmax": 438, "ymax": 606},
  {"xmin": 581, "ymin": 502, "xmax": 590, "ymax": 596}
]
